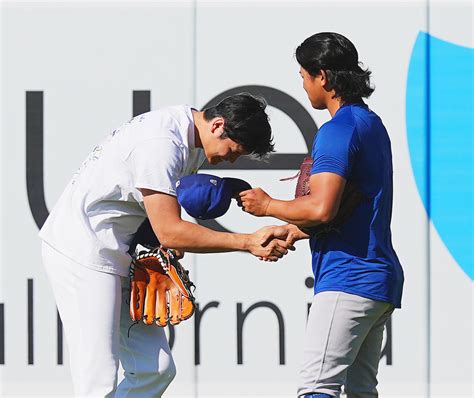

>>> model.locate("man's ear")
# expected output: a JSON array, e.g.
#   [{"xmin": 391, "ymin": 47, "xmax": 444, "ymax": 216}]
[
  {"xmin": 210, "ymin": 117, "xmax": 225, "ymax": 136},
  {"xmin": 319, "ymin": 69, "xmax": 328, "ymax": 87}
]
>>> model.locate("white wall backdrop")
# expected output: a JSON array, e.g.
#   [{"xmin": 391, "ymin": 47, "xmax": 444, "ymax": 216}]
[{"xmin": 0, "ymin": 1, "xmax": 472, "ymax": 397}]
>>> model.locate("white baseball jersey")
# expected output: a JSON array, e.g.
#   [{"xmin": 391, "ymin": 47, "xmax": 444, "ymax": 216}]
[{"xmin": 39, "ymin": 105, "xmax": 205, "ymax": 276}]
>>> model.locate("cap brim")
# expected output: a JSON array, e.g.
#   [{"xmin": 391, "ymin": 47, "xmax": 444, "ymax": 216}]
[{"xmin": 222, "ymin": 177, "xmax": 252, "ymax": 194}]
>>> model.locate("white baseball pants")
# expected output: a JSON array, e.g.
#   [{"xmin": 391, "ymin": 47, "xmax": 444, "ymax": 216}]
[
  {"xmin": 42, "ymin": 242, "xmax": 176, "ymax": 398},
  {"xmin": 298, "ymin": 291, "xmax": 394, "ymax": 398}
]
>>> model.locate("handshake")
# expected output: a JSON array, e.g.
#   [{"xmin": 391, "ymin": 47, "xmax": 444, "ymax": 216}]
[{"xmin": 245, "ymin": 224, "xmax": 309, "ymax": 262}]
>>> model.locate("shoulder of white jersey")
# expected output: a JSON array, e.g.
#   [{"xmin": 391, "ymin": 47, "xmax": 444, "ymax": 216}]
[{"xmin": 128, "ymin": 105, "xmax": 191, "ymax": 143}]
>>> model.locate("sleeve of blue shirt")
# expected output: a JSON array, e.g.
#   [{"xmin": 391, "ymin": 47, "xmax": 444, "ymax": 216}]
[{"xmin": 311, "ymin": 119, "xmax": 360, "ymax": 179}]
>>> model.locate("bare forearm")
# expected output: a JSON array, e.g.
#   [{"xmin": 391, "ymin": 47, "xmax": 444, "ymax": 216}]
[
  {"xmin": 266, "ymin": 197, "xmax": 331, "ymax": 227},
  {"xmin": 154, "ymin": 219, "xmax": 250, "ymax": 253}
]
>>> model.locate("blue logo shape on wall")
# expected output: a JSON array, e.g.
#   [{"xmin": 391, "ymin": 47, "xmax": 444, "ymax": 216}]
[{"xmin": 406, "ymin": 32, "xmax": 473, "ymax": 280}]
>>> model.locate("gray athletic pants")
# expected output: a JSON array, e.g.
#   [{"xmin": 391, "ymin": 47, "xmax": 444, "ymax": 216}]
[{"xmin": 297, "ymin": 291, "xmax": 394, "ymax": 398}]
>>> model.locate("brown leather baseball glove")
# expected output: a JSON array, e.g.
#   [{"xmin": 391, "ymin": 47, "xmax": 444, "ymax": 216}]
[
  {"xmin": 289, "ymin": 156, "xmax": 368, "ymax": 237},
  {"xmin": 129, "ymin": 244, "xmax": 195, "ymax": 327}
]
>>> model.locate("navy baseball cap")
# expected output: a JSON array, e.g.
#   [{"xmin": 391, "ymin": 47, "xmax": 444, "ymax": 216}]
[{"xmin": 176, "ymin": 173, "xmax": 251, "ymax": 219}]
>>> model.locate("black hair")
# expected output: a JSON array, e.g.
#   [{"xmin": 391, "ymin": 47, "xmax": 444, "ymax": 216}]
[
  {"xmin": 296, "ymin": 32, "xmax": 374, "ymax": 103},
  {"xmin": 203, "ymin": 93, "xmax": 274, "ymax": 158}
]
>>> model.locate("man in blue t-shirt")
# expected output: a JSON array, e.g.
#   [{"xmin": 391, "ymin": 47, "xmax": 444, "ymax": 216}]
[{"xmin": 240, "ymin": 32, "xmax": 404, "ymax": 398}]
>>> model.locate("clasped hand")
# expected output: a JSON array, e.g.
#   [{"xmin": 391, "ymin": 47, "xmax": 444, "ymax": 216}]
[
  {"xmin": 237, "ymin": 188, "xmax": 309, "ymax": 262},
  {"xmin": 247, "ymin": 224, "xmax": 308, "ymax": 262},
  {"xmin": 239, "ymin": 188, "xmax": 272, "ymax": 217}
]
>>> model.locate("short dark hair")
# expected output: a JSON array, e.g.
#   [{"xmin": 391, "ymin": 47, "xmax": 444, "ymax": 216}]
[
  {"xmin": 296, "ymin": 32, "xmax": 374, "ymax": 103},
  {"xmin": 203, "ymin": 93, "xmax": 274, "ymax": 158}
]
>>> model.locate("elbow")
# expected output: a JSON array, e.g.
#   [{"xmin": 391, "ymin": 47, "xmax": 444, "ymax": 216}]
[
  {"xmin": 318, "ymin": 211, "xmax": 334, "ymax": 224},
  {"xmin": 158, "ymin": 231, "xmax": 184, "ymax": 250},
  {"xmin": 319, "ymin": 205, "xmax": 339, "ymax": 223},
  {"xmin": 155, "ymin": 225, "xmax": 182, "ymax": 250},
  {"xmin": 307, "ymin": 205, "xmax": 337, "ymax": 225},
  {"xmin": 158, "ymin": 234, "xmax": 174, "ymax": 249}
]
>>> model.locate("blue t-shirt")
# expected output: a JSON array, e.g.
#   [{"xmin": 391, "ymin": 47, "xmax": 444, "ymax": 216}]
[{"xmin": 310, "ymin": 103, "xmax": 404, "ymax": 308}]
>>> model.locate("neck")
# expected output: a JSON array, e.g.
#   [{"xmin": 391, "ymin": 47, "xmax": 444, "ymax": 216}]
[
  {"xmin": 192, "ymin": 110, "xmax": 204, "ymax": 148},
  {"xmin": 326, "ymin": 94, "xmax": 344, "ymax": 117}
]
